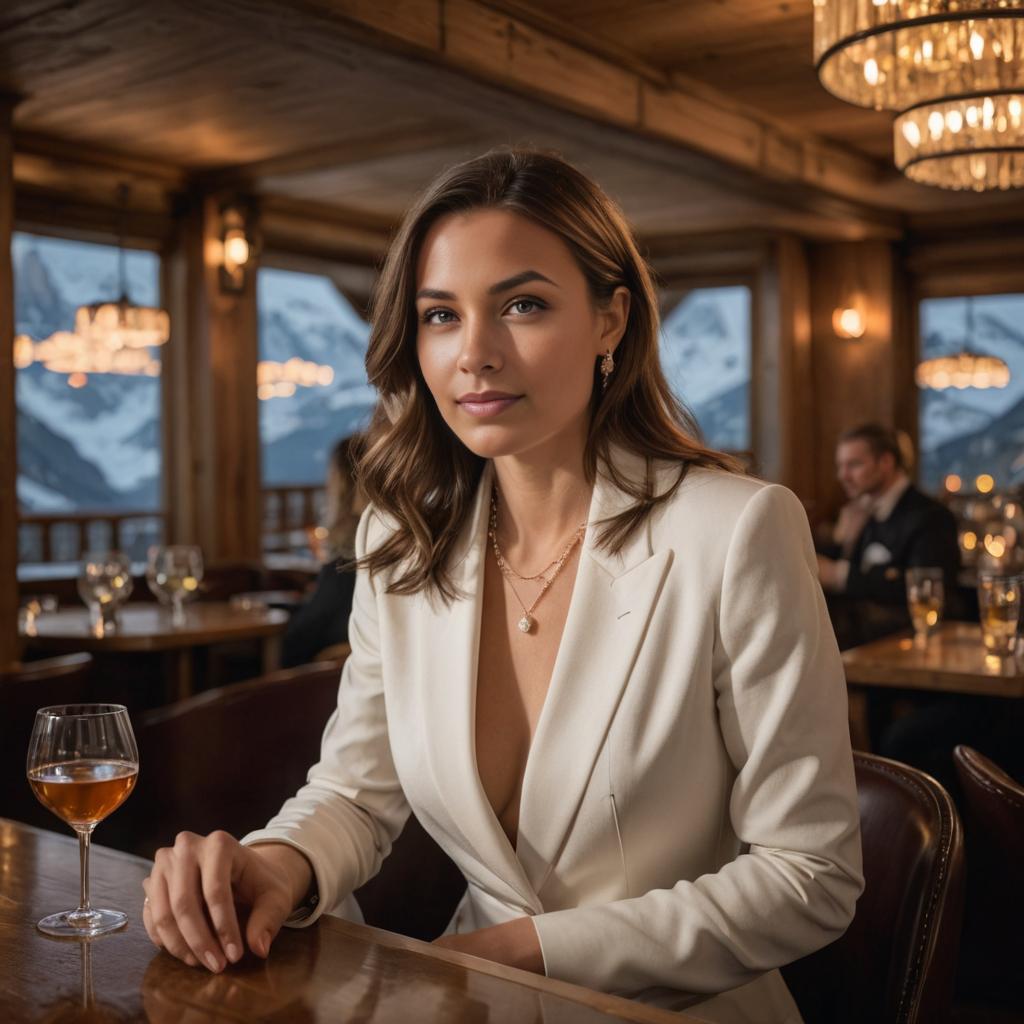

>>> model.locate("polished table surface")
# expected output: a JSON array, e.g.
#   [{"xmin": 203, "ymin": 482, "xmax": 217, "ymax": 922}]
[
  {"xmin": 842, "ymin": 621, "xmax": 1024, "ymax": 697},
  {"xmin": 0, "ymin": 819, "xmax": 695, "ymax": 1023},
  {"xmin": 20, "ymin": 602, "xmax": 289, "ymax": 652},
  {"xmin": 20, "ymin": 602, "xmax": 289, "ymax": 702}
]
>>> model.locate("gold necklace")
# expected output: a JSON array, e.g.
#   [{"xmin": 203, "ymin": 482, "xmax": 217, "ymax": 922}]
[{"xmin": 489, "ymin": 486, "xmax": 587, "ymax": 635}]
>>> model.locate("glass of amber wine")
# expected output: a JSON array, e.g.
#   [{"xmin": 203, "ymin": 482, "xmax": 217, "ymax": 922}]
[{"xmin": 27, "ymin": 704, "xmax": 139, "ymax": 937}]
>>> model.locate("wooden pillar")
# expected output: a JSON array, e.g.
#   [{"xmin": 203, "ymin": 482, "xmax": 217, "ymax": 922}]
[
  {"xmin": 164, "ymin": 188, "xmax": 262, "ymax": 564},
  {"xmin": 0, "ymin": 96, "xmax": 20, "ymax": 669},
  {"xmin": 808, "ymin": 240, "xmax": 902, "ymax": 522},
  {"xmin": 755, "ymin": 235, "xmax": 815, "ymax": 500}
]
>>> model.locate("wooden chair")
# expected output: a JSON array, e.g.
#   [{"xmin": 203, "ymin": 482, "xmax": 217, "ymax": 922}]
[
  {"xmin": 782, "ymin": 752, "xmax": 965, "ymax": 1024},
  {"xmin": 0, "ymin": 654, "xmax": 95, "ymax": 832},
  {"xmin": 952, "ymin": 746, "xmax": 1024, "ymax": 1021}
]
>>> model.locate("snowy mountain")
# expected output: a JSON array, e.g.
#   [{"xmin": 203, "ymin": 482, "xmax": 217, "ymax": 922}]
[
  {"xmin": 13, "ymin": 233, "xmax": 164, "ymax": 512},
  {"xmin": 256, "ymin": 267, "xmax": 375, "ymax": 483},
  {"xmin": 660, "ymin": 286, "xmax": 751, "ymax": 450}
]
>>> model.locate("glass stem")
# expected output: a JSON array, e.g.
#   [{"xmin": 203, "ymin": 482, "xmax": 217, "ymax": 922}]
[
  {"xmin": 172, "ymin": 596, "xmax": 185, "ymax": 627},
  {"xmin": 77, "ymin": 827, "xmax": 92, "ymax": 914}
]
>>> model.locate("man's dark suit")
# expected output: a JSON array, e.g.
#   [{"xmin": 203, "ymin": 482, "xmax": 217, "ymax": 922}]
[
  {"xmin": 822, "ymin": 483, "xmax": 960, "ymax": 650},
  {"xmin": 843, "ymin": 483, "xmax": 960, "ymax": 607}
]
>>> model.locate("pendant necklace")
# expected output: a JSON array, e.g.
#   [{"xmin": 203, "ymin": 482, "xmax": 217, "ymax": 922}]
[{"xmin": 488, "ymin": 485, "xmax": 587, "ymax": 634}]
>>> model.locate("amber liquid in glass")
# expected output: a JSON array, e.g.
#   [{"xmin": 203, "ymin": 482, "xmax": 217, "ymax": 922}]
[
  {"xmin": 982, "ymin": 603, "xmax": 1018, "ymax": 653},
  {"xmin": 909, "ymin": 596, "xmax": 942, "ymax": 635},
  {"xmin": 29, "ymin": 760, "xmax": 138, "ymax": 828}
]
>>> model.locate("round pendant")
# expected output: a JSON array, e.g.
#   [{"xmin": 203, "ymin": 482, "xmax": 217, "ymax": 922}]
[{"xmin": 517, "ymin": 615, "xmax": 534, "ymax": 634}]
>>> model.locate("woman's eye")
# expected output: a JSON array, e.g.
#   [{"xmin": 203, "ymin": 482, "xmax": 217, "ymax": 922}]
[
  {"xmin": 422, "ymin": 308, "xmax": 456, "ymax": 325},
  {"xmin": 508, "ymin": 299, "xmax": 543, "ymax": 316}
]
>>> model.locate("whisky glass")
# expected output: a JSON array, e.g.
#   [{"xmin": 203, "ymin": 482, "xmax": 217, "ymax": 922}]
[
  {"xmin": 27, "ymin": 705, "xmax": 139, "ymax": 937},
  {"xmin": 978, "ymin": 574, "xmax": 1021, "ymax": 657}
]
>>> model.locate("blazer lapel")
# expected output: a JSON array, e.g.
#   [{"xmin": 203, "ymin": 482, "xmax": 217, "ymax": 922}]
[
  {"xmin": 416, "ymin": 460, "xmax": 540, "ymax": 911},
  {"xmin": 515, "ymin": 449, "xmax": 673, "ymax": 895}
]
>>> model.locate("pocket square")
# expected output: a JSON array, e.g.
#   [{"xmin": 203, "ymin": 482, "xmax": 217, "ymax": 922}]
[{"xmin": 860, "ymin": 542, "xmax": 892, "ymax": 572}]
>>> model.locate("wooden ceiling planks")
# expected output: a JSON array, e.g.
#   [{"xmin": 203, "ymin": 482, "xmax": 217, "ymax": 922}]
[
  {"xmin": 0, "ymin": 0, "xmax": 1018, "ymax": 245},
  {"xmin": 505, "ymin": 0, "xmax": 895, "ymax": 162}
]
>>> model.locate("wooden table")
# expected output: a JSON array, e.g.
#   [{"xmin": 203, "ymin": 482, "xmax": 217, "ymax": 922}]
[
  {"xmin": 0, "ymin": 818, "xmax": 695, "ymax": 1024},
  {"xmin": 20, "ymin": 602, "xmax": 289, "ymax": 702},
  {"xmin": 842, "ymin": 622, "xmax": 1024, "ymax": 698}
]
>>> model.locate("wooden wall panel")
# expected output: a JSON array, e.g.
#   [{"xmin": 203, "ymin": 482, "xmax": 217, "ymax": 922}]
[
  {"xmin": 807, "ymin": 241, "xmax": 903, "ymax": 522},
  {"xmin": 0, "ymin": 97, "xmax": 21, "ymax": 670}
]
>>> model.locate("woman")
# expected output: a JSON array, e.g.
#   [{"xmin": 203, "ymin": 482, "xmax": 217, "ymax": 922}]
[
  {"xmin": 280, "ymin": 435, "xmax": 362, "ymax": 668},
  {"xmin": 142, "ymin": 150, "xmax": 862, "ymax": 1024}
]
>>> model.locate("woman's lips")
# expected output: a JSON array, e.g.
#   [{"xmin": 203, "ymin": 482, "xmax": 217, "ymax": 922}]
[{"xmin": 457, "ymin": 396, "xmax": 522, "ymax": 417}]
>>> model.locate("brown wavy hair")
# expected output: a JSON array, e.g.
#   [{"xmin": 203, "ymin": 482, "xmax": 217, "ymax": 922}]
[{"xmin": 354, "ymin": 148, "xmax": 739, "ymax": 600}]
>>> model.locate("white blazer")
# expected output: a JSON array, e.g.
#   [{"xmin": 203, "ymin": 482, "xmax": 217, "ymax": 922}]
[{"xmin": 243, "ymin": 449, "xmax": 863, "ymax": 1024}]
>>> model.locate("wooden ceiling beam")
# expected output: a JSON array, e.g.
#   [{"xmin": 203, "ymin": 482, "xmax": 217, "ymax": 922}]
[
  {"xmin": 292, "ymin": 0, "xmax": 888, "ymax": 208},
  {"xmin": 183, "ymin": 0, "xmax": 899, "ymax": 238}
]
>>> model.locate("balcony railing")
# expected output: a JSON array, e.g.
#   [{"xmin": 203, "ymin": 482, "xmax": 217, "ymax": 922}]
[{"xmin": 18, "ymin": 484, "xmax": 327, "ymax": 567}]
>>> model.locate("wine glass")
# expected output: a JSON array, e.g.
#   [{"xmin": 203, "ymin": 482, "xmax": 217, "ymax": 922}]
[
  {"xmin": 905, "ymin": 567, "xmax": 944, "ymax": 648},
  {"xmin": 77, "ymin": 551, "xmax": 133, "ymax": 636},
  {"xmin": 146, "ymin": 545, "xmax": 204, "ymax": 627},
  {"xmin": 27, "ymin": 704, "xmax": 139, "ymax": 937}
]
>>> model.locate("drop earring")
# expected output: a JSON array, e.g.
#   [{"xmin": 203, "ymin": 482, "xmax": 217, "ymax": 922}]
[{"xmin": 600, "ymin": 348, "xmax": 615, "ymax": 392}]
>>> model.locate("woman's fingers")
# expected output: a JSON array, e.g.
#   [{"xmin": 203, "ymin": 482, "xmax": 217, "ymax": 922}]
[
  {"xmin": 200, "ymin": 832, "xmax": 245, "ymax": 964},
  {"xmin": 144, "ymin": 861, "xmax": 200, "ymax": 968},
  {"xmin": 166, "ymin": 836, "xmax": 227, "ymax": 973}
]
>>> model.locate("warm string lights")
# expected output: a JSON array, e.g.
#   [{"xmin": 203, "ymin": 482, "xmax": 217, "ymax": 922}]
[{"xmin": 814, "ymin": 1, "xmax": 1024, "ymax": 190}]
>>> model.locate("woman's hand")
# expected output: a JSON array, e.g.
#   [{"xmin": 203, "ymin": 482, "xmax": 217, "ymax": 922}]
[
  {"xmin": 432, "ymin": 917, "xmax": 544, "ymax": 974},
  {"xmin": 142, "ymin": 831, "xmax": 314, "ymax": 972}
]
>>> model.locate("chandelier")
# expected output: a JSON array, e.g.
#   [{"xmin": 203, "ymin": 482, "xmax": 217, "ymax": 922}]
[
  {"xmin": 814, "ymin": 1, "xmax": 1024, "ymax": 190},
  {"xmin": 916, "ymin": 296, "xmax": 1011, "ymax": 389}
]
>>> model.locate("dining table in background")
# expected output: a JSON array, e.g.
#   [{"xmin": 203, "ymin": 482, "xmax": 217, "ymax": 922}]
[
  {"xmin": 842, "ymin": 621, "xmax": 1024, "ymax": 751},
  {"xmin": 0, "ymin": 818, "xmax": 696, "ymax": 1024},
  {"xmin": 19, "ymin": 602, "xmax": 289, "ymax": 703},
  {"xmin": 842, "ymin": 621, "xmax": 1024, "ymax": 697}
]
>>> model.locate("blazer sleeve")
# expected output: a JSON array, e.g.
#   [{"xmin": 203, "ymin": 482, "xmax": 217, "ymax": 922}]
[
  {"xmin": 530, "ymin": 484, "xmax": 864, "ymax": 997},
  {"xmin": 240, "ymin": 507, "xmax": 411, "ymax": 925}
]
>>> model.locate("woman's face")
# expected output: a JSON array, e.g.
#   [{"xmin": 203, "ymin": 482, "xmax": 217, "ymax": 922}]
[{"xmin": 414, "ymin": 208, "xmax": 628, "ymax": 462}]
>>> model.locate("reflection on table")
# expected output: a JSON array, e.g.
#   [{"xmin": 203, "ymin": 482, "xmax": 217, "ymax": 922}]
[{"xmin": 0, "ymin": 818, "xmax": 693, "ymax": 1024}]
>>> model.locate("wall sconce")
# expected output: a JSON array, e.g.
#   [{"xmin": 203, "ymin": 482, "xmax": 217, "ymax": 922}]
[
  {"xmin": 832, "ymin": 302, "xmax": 866, "ymax": 339},
  {"xmin": 219, "ymin": 202, "xmax": 257, "ymax": 293}
]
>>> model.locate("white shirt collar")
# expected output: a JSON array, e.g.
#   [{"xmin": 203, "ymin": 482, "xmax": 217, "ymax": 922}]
[{"xmin": 871, "ymin": 473, "xmax": 911, "ymax": 523}]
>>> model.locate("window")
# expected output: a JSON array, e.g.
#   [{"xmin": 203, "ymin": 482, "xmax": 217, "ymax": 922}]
[
  {"xmin": 659, "ymin": 284, "xmax": 752, "ymax": 452},
  {"xmin": 257, "ymin": 266, "xmax": 376, "ymax": 552},
  {"xmin": 918, "ymin": 293, "xmax": 1024, "ymax": 493},
  {"xmin": 13, "ymin": 232, "xmax": 164, "ymax": 563},
  {"xmin": 257, "ymin": 267, "xmax": 375, "ymax": 485}
]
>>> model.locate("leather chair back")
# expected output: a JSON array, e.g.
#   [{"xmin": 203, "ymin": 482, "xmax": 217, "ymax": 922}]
[
  {"xmin": 783, "ymin": 752, "xmax": 965, "ymax": 1024},
  {"xmin": 126, "ymin": 659, "xmax": 347, "ymax": 856},
  {"xmin": 0, "ymin": 654, "xmax": 95, "ymax": 831},
  {"xmin": 953, "ymin": 745, "xmax": 1024, "ymax": 1009},
  {"xmin": 129, "ymin": 651, "xmax": 465, "ymax": 939}
]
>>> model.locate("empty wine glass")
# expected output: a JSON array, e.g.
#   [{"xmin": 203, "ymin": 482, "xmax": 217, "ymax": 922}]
[
  {"xmin": 27, "ymin": 704, "xmax": 139, "ymax": 937},
  {"xmin": 77, "ymin": 552, "xmax": 133, "ymax": 637},
  {"xmin": 146, "ymin": 545, "xmax": 204, "ymax": 627}
]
